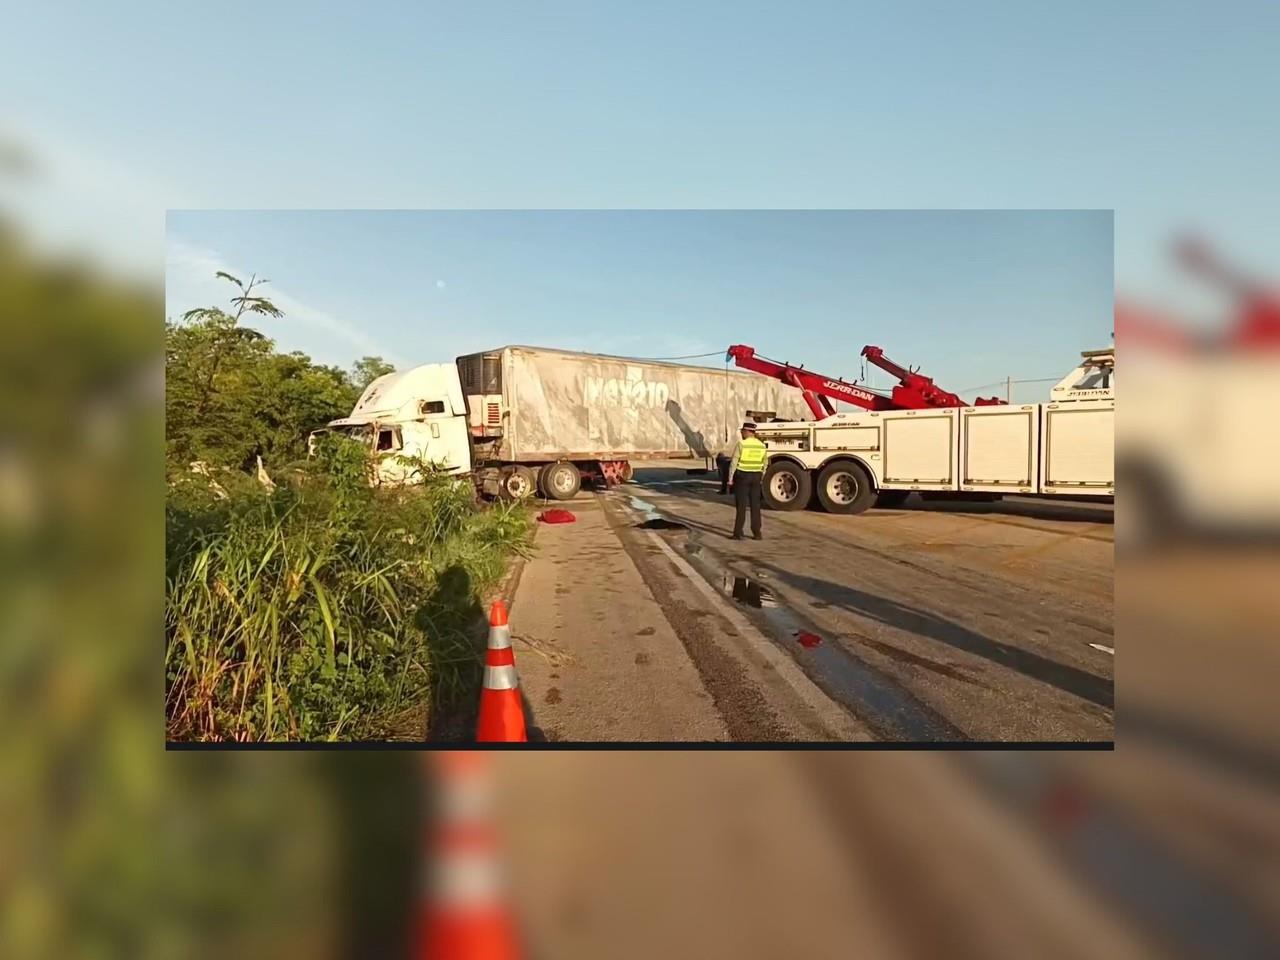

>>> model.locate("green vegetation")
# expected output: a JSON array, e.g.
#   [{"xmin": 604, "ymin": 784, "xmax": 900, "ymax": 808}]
[
  {"xmin": 165, "ymin": 272, "xmax": 372, "ymax": 471},
  {"xmin": 165, "ymin": 273, "xmax": 531, "ymax": 741}
]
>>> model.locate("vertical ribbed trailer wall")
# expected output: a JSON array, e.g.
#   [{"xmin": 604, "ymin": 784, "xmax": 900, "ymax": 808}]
[{"xmin": 457, "ymin": 345, "xmax": 812, "ymax": 464}]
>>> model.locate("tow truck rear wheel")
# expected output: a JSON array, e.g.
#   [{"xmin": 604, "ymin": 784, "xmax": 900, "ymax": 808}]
[
  {"xmin": 816, "ymin": 460, "xmax": 877, "ymax": 515},
  {"xmin": 498, "ymin": 464, "xmax": 537, "ymax": 502},
  {"xmin": 762, "ymin": 461, "xmax": 812, "ymax": 511},
  {"xmin": 539, "ymin": 461, "xmax": 581, "ymax": 501}
]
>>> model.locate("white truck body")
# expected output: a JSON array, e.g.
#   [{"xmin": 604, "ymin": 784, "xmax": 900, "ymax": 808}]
[
  {"xmin": 755, "ymin": 350, "xmax": 1114, "ymax": 512},
  {"xmin": 312, "ymin": 345, "xmax": 809, "ymax": 495},
  {"xmin": 1122, "ymin": 352, "xmax": 1280, "ymax": 530}
]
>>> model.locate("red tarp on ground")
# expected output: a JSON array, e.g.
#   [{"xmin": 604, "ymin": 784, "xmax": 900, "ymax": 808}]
[
  {"xmin": 537, "ymin": 509, "xmax": 577, "ymax": 524},
  {"xmin": 794, "ymin": 630, "xmax": 823, "ymax": 648}
]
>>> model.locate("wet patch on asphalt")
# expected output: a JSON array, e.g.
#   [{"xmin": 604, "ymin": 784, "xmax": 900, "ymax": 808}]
[
  {"xmin": 626, "ymin": 492, "xmax": 963, "ymax": 740},
  {"xmin": 607, "ymin": 496, "xmax": 794, "ymax": 741},
  {"xmin": 637, "ymin": 518, "xmax": 689, "ymax": 530},
  {"xmin": 682, "ymin": 540, "xmax": 964, "ymax": 741}
]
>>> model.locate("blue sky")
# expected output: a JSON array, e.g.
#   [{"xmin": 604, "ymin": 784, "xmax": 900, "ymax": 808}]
[
  {"xmin": 3, "ymin": 3, "xmax": 1277, "ymax": 335},
  {"xmin": 166, "ymin": 210, "xmax": 1110, "ymax": 402}
]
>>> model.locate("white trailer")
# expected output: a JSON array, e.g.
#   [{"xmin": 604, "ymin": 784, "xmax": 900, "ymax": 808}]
[
  {"xmin": 310, "ymin": 345, "xmax": 809, "ymax": 500},
  {"xmin": 754, "ymin": 350, "xmax": 1114, "ymax": 514}
]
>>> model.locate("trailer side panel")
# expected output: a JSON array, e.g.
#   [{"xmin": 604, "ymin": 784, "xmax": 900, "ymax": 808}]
[{"xmin": 468, "ymin": 346, "xmax": 811, "ymax": 462}]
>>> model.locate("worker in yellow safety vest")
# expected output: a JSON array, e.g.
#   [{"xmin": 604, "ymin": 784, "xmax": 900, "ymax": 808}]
[{"xmin": 727, "ymin": 421, "xmax": 768, "ymax": 540}]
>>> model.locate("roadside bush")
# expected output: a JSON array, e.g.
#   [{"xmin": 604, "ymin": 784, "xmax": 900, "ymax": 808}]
[{"xmin": 164, "ymin": 438, "xmax": 531, "ymax": 741}]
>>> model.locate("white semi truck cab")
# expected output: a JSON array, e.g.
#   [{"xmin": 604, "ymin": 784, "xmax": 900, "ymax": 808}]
[{"xmin": 309, "ymin": 364, "xmax": 475, "ymax": 485}]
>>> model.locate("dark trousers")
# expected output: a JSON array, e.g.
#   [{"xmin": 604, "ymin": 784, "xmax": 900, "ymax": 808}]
[
  {"xmin": 732, "ymin": 470, "xmax": 763, "ymax": 537},
  {"xmin": 717, "ymin": 455, "xmax": 731, "ymax": 494}
]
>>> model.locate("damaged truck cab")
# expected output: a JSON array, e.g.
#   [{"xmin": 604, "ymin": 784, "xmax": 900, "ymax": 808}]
[{"xmin": 309, "ymin": 364, "xmax": 474, "ymax": 486}]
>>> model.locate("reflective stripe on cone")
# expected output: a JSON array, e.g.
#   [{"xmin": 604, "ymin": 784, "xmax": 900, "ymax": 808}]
[
  {"xmin": 476, "ymin": 600, "xmax": 527, "ymax": 742},
  {"xmin": 418, "ymin": 753, "xmax": 522, "ymax": 959}
]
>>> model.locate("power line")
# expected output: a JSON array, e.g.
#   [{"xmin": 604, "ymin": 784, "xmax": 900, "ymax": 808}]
[
  {"xmin": 957, "ymin": 375, "xmax": 1060, "ymax": 394},
  {"xmin": 625, "ymin": 351, "xmax": 725, "ymax": 361},
  {"xmin": 957, "ymin": 381, "xmax": 1006, "ymax": 395}
]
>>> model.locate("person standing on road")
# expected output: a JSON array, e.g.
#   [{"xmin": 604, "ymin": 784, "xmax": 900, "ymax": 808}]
[
  {"xmin": 728, "ymin": 422, "xmax": 767, "ymax": 540},
  {"xmin": 716, "ymin": 452, "xmax": 731, "ymax": 495}
]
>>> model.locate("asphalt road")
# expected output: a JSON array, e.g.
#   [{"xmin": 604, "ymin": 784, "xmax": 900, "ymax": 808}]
[
  {"xmin": 613, "ymin": 465, "xmax": 1114, "ymax": 742},
  {"xmin": 508, "ymin": 465, "xmax": 1112, "ymax": 742},
  {"xmin": 497, "ymin": 483, "xmax": 1280, "ymax": 956}
]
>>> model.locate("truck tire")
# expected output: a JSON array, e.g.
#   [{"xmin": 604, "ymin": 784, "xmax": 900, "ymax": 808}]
[
  {"xmin": 539, "ymin": 461, "xmax": 581, "ymax": 501},
  {"xmin": 816, "ymin": 460, "xmax": 877, "ymax": 515},
  {"xmin": 875, "ymin": 490, "xmax": 911, "ymax": 508},
  {"xmin": 762, "ymin": 461, "xmax": 811, "ymax": 511},
  {"xmin": 498, "ymin": 464, "xmax": 537, "ymax": 502}
]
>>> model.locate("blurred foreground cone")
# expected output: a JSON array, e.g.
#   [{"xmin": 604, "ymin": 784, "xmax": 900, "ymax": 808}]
[
  {"xmin": 417, "ymin": 753, "xmax": 522, "ymax": 960},
  {"xmin": 476, "ymin": 601, "xmax": 527, "ymax": 743}
]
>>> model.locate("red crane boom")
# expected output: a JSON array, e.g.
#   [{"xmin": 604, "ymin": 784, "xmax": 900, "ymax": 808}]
[
  {"xmin": 726, "ymin": 344, "xmax": 1004, "ymax": 420},
  {"xmin": 725, "ymin": 345, "xmax": 896, "ymax": 419}
]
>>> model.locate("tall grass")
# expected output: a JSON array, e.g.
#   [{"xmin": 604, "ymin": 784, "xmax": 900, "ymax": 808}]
[{"xmin": 164, "ymin": 440, "xmax": 531, "ymax": 741}]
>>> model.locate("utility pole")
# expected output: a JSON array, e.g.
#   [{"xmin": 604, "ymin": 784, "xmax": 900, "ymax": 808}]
[{"xmin": 1005, "ymin": 375, "xmax": 1013, "ymax": 403}]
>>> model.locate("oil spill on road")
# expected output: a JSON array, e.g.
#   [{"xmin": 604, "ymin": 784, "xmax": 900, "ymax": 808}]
[
  {"xmin": 709, "ymin": 569, "xmax": 959, "ymax": 741},
  {"xmin": 628, "ymin": 495, "xmax": 689, "ymax": 529},
  {"xmin": 728, "ymin": 575, "xmax": 776, "ymax": 609},
  {"xmin": 626, "ymin": 491, "xmax": 961, "ymax": 740},
  {"xmin": 638, "ymin": 518, "xmax": 688, "ymax": 530}
]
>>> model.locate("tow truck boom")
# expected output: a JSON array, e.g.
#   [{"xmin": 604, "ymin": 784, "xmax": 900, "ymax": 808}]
[
  {"xmin": 724, "ymin": 345, "xmax": 895, "ymax": 419},
  {"xmin": 726, "ymin": 344, "xmax": 1004, "ymax": 420}
]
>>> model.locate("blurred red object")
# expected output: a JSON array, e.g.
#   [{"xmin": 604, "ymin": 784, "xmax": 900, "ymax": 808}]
[
  {"xmin": 537, "ymin": 509, "xmax": 576, "ymax": 524},
  {"xmin": 1118, "ymin": 237, "xmax": 1280, "ymax": 353}
]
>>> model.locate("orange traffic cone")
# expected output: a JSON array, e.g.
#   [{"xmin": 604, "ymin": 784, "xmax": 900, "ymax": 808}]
[
  {"xmin": 417, "ymin": 752, "xmax": 522, "ymax": 960},
  {"xmin": 476, "ymin": 601, "xmax": 527, "ymax": 743}
]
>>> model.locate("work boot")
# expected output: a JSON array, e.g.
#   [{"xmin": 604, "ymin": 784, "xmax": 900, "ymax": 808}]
[
  {"xmin": 753, "ymin": 533, "xmax": 763, "ymax": 541},
  {"xmin": 731, "ymin": 533, "xmax": 743, "ymax": 541}
]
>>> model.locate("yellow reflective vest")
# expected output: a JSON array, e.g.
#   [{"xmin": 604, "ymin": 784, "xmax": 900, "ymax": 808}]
[{"xmin": 731, "ymin": 437, "xmax": 768, "ymax": 473}]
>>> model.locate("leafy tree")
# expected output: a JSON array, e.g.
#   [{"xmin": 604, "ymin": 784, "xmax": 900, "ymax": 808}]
[
  {"xmin": 351, "ymin": 355, "xmax": 395, "ymax": 390},
  {"xmin": 166, "ymin": 271, "xmax": 361, "ymax": 471}
]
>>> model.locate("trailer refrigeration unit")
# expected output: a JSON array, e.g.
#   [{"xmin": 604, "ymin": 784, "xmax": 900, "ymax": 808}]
[
  {"xmin": 312, "ymin": 345, "xmax": 812, "ymax": 500},
  {"xmin": 727, "ymin": 344, "xmax": 1114, "ymax": 515}
]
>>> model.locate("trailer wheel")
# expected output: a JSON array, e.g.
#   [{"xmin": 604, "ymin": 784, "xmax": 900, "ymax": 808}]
[
  {"xmin": 539, "ymin": 461, "xmax": 581, "ymax": 501},
  {"xmin": 498, "ymin": 464, "xmax": 537, "ymax": 502},
  {"xmin": 762, "ymin": 461, "xmax": 811, "ymax": 511},
  {"xmin": 816, "ymin": 460, "xmax": 877, "ymax": 515}
]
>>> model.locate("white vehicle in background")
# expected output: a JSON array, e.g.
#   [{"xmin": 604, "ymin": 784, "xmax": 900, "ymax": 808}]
[
  {"xmin": 752, "ymin": 350, "xmax": 1115, "ymax": 514},
  {"xmin": 1115, "ymin": 238, "xmax": 1280, "ymax": 544}
]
